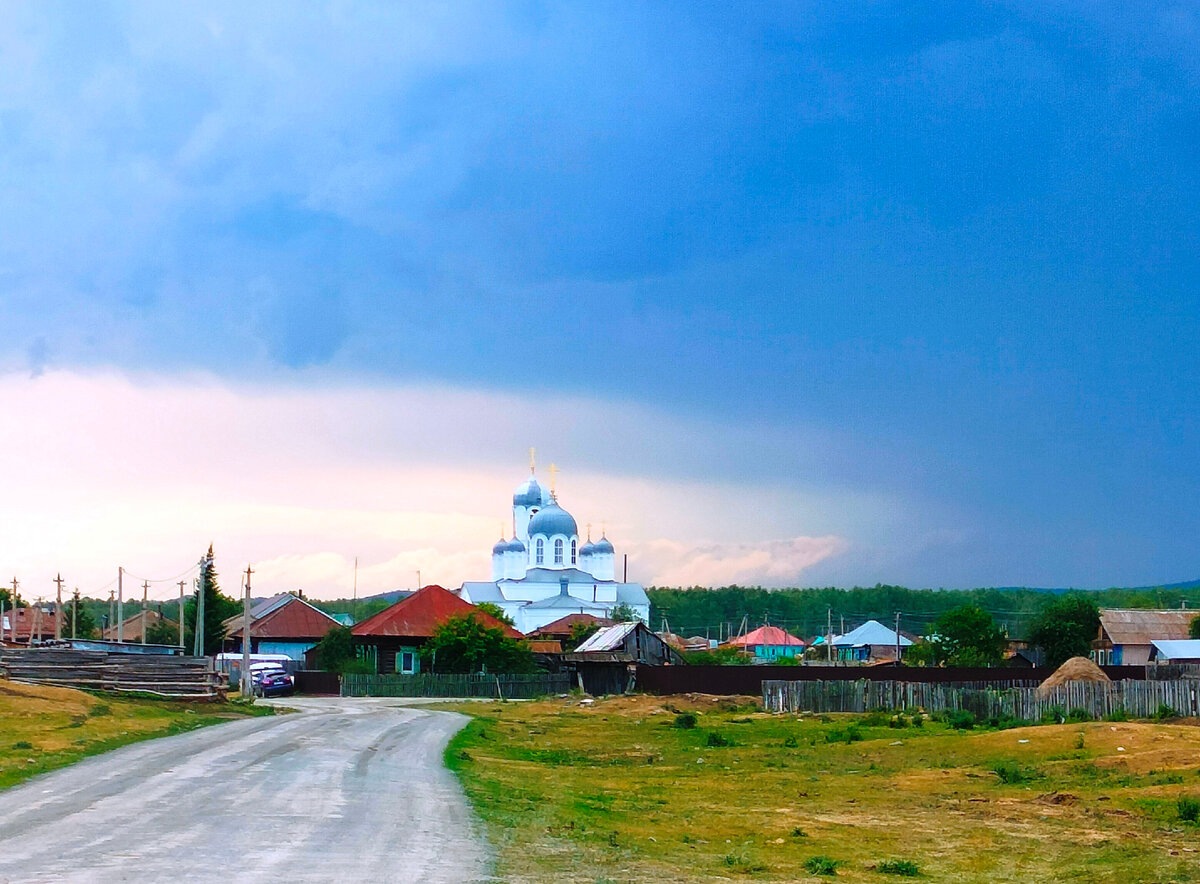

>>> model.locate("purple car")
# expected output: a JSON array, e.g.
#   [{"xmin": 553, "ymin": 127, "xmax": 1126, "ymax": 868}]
[{"xmin": 250, "ymin": 664, "xmax": 295, "ymax": 697}]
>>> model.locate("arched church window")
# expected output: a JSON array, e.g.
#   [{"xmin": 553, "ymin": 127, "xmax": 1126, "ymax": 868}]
[
  {"xmin": 554, "ymin": 538, "xmax": 564, "ymax": 565},
  {"xmin": 570, "ymin": 539, "xmax": 577, "ymax": 564},
  {"xmin": 535, "ymin": 538, "xmax": 544, "ymax": 565}
]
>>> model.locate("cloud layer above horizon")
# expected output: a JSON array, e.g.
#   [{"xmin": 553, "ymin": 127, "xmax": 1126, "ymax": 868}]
[{"xmin": 1, "ymin": 2, "xmax": 1198, "ymax": 592}]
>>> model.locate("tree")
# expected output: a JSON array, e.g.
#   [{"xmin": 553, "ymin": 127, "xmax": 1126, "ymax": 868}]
[
  {"xmin": 568, "ymin": 620, "xmax": 602, "ymax": 649},
  {"xmin": 310, "ymin": 625, "xmax": 367, "ymax": 673},
  {"xmin": 423, "ymin": 614, "xmax": 536, "ymax": 674},
  {"xmin": 474, "ymin": 602, "xmax": 515, "ymax": 627},
  {"xmin": 927, "ymin": 604, "xmax": 1007, "ymax": 667},
  {"xmin": 1029, "ymin": 594, "xmax": 1101, "ymax": 668},
  {"xmin": 609, "ymin": 602, "xmax": 642, "ymax": 623},
  {"xmin": 145, "ymin": 618, "xmax": 179, "ymax": 646},
  {"xmin": 183, "ymin": 545, "xmax": 240, "ymax": 656},
  {"xmin": 60, "ymin": 594, "xmax": 97, "ymax": 639}
]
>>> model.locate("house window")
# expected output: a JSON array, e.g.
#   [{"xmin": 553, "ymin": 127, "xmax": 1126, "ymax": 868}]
[
  {"xmin": 535, "ymin": 538, "xmax": 544, "ymax": 564},
  {"xmin": 554, "ymin": 538, "xmax": 564, "ymax": 564},
  {"xmin": 399, "ymin": 651, "xmax": 417, "ymax": 674},
  {"xmin": 570, "ymin": 539, "xmax": 577, "ymax": 564}
]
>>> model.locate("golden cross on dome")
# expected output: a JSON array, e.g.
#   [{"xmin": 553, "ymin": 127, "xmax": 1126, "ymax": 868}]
[
  {"xmin": 529, "ymin": 447, "xmax": 536, "ymax": 474},
  {"xmin": 548, "ymin": 463, "xmax": 559, "ymax": 497},
  {"xmin": 586, "ymin": 522, "xmax": 592, "ymax": 541}
]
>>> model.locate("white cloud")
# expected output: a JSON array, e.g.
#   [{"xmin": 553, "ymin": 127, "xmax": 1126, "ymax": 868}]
[{"xmin": 0, "ymin": 369, "xmax": 912, "ymax": 599}]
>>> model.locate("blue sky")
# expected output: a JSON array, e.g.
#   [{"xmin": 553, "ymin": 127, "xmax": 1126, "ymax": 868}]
[{"xmin": 1, "ymin": 2, "xmax": 1197, "ymax": 593}]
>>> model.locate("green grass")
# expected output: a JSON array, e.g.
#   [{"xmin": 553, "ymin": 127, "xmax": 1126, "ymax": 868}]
[
  {"xmin": 0, "ymin": 681, "xmax": 273, "ymax": 791},
  {"xmin": 444, "ymin": 695, "xmax": 1200, "ymax": 883}
]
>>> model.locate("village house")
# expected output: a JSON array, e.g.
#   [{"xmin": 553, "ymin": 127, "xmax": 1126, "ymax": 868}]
[
  {"xmin": 222, "ymin": 593, "xmax": 342, "ymax": 662},
  {"xmin": 527, "ymin": 612, "xmax": 614, "ymax": 649},
  {"xmin": 0, "ymin": 604, "xmax": 58, "ymax": 644},
  {"xmin": 349, "ymin": 584, "xmax": 523, "ymax": 674},
  {"xmin": 723, "ymin": 625, "xmax": 806, "ymax": 661},
  {"xmin": 1093, "ymin": 608, "xmax": 1197, "ymax": 666},
  {"xmin": 562, "ymin": 621, "xmax": 685, "ymax": 694},
  {"xmin": 102, "ymin": 608, "xmax": 178, "ymax": 644},
  {"xmin": 831, "ymin": 620, "xmax": 912, "ymax": 663}
]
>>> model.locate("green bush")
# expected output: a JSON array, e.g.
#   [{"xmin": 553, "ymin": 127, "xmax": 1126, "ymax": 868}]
[
  {"xmin": 992, "ymin": 761, "xmax": 1042, "ymax": 784},
  {"xmin": 12, "ymin": 741, "xmax": 32, "ymax": 750},
  {"xmin": 944, "ymin": 710, "xmax": 976, "ymax": 730},
  {"xmin": 876, "ymin": 858, "xmax": 921, "ymax": 876},
  {"xmin": 1103, "ymin": 708, "xmax": 1129, "ymax": 722},
  {"xmin": 673, "ymin": 712, "xmax": 697, "ymax": 729},
  {"xmin": 861, "ymin": 710, "xmax": 892, "ymax": 727},
  {"xmin": 1065, "ymin": 708, "xmax": 1093, "ymax": 723},
  {"xmin": 704, "ymin": 731, "xmax": 732, "ymax": 747},
  {"xmin": 804, "ymin": 856, "xmax": 842, "ymax": 876},
  {"xmin": 1153, "ymin": 704, "xmax": 1179, "ymax": 721},
  {"xmin": 1039, "ymin": 705, "xmax": 1066, "ymax": 725},
  {"xmin": 985, "ymin": 714, "xmax": 1031, "ymax": 730},
  {"xmin": 1177, "ymin": 796, "xmax": 1200, "ymax": 823},
  {"xmin": 825, "ymin": 724, "xmax": 863, "ymax": 743}
]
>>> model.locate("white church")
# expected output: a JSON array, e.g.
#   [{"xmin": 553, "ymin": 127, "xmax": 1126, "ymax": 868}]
[{"xmin": 457, "ymin": 462, "xmax": 651, "ymax": 634}]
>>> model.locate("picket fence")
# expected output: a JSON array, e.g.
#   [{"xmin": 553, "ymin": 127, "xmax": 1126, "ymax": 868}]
[
  {"xmin": 341, "ymin": 672, "xmax": 571, "ymax": 699},
  {"xmin": 763, "ymin": 678, "xmax": 1200, "ymax": 720}
]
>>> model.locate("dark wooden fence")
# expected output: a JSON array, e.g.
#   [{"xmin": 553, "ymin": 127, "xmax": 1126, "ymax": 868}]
[
  {"xmin": 636, "ymin": 663, "xmax": 1143, "ymax": 696},
  {"xmin": 294, "ymin": 670, "xmax": 340, "ymax": 695},
  {"xmin": 0, "ymin": 648, "xmax": 223, "ymax": 699},
  {"xmin": 341, "ymin": 672, "xmax": 572, "ymax": 699},
  {"xmin": 764, "ymin": 678, "xmax": 1200, "ymax": 719}
]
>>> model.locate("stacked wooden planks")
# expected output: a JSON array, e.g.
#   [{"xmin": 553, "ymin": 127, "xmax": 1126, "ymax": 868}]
[{"xmin": 0, "ymin": 648, "xmax": 225, "ymax": 700}]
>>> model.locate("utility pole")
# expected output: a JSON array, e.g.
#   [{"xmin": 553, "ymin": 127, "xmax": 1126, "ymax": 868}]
[
  {"xmin": 827, "ymin": 607, "xmax": 832, "ymax": 664},
  {"xmin": 352, "ymin": 556, "xmax": 358, "ymax": 623},
  {"xmin": 108, "ymin": 590, "xmax": 116, "ymax": 639},
  {"xmin": 54, "ymin": 574, "xmax": 64, "ymax": 641},
  {"xmin": 194, "ymin": 556, "xmax": 206, "ymax": 657},
  {"xmin": 72, "ymin": 588, "xmax": 80, "ymax": 640},
  {"xmin": 895, "ymin": 611, "xmax": 902, "ymax": 665},
  {"xmin": 32, "ymin": 598, "xmax": 42, "ymax": 645},
  {"xmin": 117, "ymin": 566, "xmax": 124, "ymax": 643},
  {"xmin": 142, "ymin": 579, "xmax": 150, "ymax": 644},
  {"xmin": 8, "ymin": 577, "xmax": 18, "ymax": 642},
  {"xmin": 241, "ymin": 565, "xmax": 253, "ymax": 697},
  {"xmin": 177, "ymin": 581, "xmax": 186, "ymax": 651}
]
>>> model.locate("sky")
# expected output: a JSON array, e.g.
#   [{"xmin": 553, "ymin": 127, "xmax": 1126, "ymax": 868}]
[{"xmin": 1, "ymin": 2, "xmax": 1198, "ymax": 601}]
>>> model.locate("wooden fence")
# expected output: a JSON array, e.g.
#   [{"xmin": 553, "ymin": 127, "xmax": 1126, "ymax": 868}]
[
  {"xmin": 341, "ymin": 672, "xmax": 572, "ymax": 699},
  {"xmin": 764, "ymin": 678, "xmax": 1200, "ymax": 720},
  {"xmin": 0, "ymin": 648, "xmax": 224, "ymax": 700}
]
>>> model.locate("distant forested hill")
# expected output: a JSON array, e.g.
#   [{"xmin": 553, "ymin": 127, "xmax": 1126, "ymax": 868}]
[{"xmin": 647, "ymin": 583, "xmax": 1200, "ymax": 642}]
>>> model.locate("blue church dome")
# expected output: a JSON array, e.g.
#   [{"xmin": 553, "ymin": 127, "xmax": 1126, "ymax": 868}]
[
  {"xmin": 593, "ymin": 536, "xmax": 614, "ymax": 554},
  {"xmin": 579, "ymin": 540, "xmax": 596, "ymax": 556},
  {"xmin": 527, "ymin": 502, "xmax": 578, "ymax": 538},
  {"xmin": 492, "ymin": 538, "xmax": 509, "ymax": 555},
  {"xmin": 513, "ymin": 477, "xmax": 548, "ymax": 507},
  {"xmin": 506, "ymin": 538, "xmax": 526, "ymax": 553}
]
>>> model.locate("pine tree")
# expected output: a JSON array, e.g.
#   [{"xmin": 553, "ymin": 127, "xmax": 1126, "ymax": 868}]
[
  {"xmin": 61, "ymin": 591, "xmax": 97, "ymax": 639},
  {"xmin": 184, "ymin": 545, "xmax": 239, "ymax": 656}
]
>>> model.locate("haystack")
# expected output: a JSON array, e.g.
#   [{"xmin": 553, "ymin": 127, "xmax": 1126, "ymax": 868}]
[{"xmin": 1037, "ymin": 656, "xmax": 1111, "ymax": 697}]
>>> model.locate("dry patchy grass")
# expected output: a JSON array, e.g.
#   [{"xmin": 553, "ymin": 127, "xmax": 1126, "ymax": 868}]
[
  {"xmin": 0, "ymin": 680, "xmax": 270, "ymax": 790},
  {"xmin": 446, "ymin": 696, "xmax": 1200, "ymax": 883}
]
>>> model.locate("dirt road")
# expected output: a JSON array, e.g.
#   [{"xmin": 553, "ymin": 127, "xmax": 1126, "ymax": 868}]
[{"xmin": 0, "ymin": 698, "xmax": 491, "ymax": 883}]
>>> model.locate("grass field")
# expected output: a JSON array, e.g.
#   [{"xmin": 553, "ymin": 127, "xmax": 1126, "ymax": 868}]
[
  {"xmin": 0, "ymin": 680, "xmax": 273, "ymax": 791},
  {"xmin": 446, "ymin": 694, "xmax": 1200, "ymax": 883}
]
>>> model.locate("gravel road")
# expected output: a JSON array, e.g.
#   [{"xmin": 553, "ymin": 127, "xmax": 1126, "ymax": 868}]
[{"xmin": 0, "ymin": 698, "xmax": 492, "ymax": 883}]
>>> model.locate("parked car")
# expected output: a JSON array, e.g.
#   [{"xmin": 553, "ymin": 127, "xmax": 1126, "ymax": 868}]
[{"xmin": 249, "ymin": 663, "xmax": 295, "ymax": 697}]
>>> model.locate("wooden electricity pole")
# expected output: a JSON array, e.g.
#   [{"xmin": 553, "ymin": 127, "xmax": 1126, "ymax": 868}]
[
  {"xmin": 193, "ymin": 557, "xmax": 206, "ymax": 657},
  {"xmin": 117, "ymin": 566, "xmax": 124, "ymax": 643},
  {"xmin": 241, "ymin": 565, "xmax": 253, "ymax": 697},
  {"xmin": 72, "ymin": 588, "xmax": 80, "ymax": 640},
  {"xmin": 54, "ymin": 574, "xmax": 64, "ymax": 641},
  {"xmin": 177, "ymin": 581, "xmax": 186, "ymax": 651},
  {"xmin": 141, "ymin": 579, "xmax": 150, "ymax": 644},
  {"xmin": 895, "ymin": 611, "xmax": 902, "ymax": 664}
]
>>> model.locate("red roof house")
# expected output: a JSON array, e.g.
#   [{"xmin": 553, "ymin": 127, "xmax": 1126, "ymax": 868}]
[
  {"xmin": 724, "ymin": 625, "xmax": 806, "ymax": 660},
  {"xmin": 222, "ymin": 594, "xmax": 342, "ymax": 661},
  {"xmin": 528, "ymin": 612, "xmax": 614, "ymax": 644},
  {"xmin": 350, "ymin": 585, "xmax": 523, "ymax": 674}
]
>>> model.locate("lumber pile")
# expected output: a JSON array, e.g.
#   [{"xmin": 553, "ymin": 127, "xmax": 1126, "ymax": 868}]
[{"xmin": 0, "ymin": 648, "xmax": 224, "ymax": 700}]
